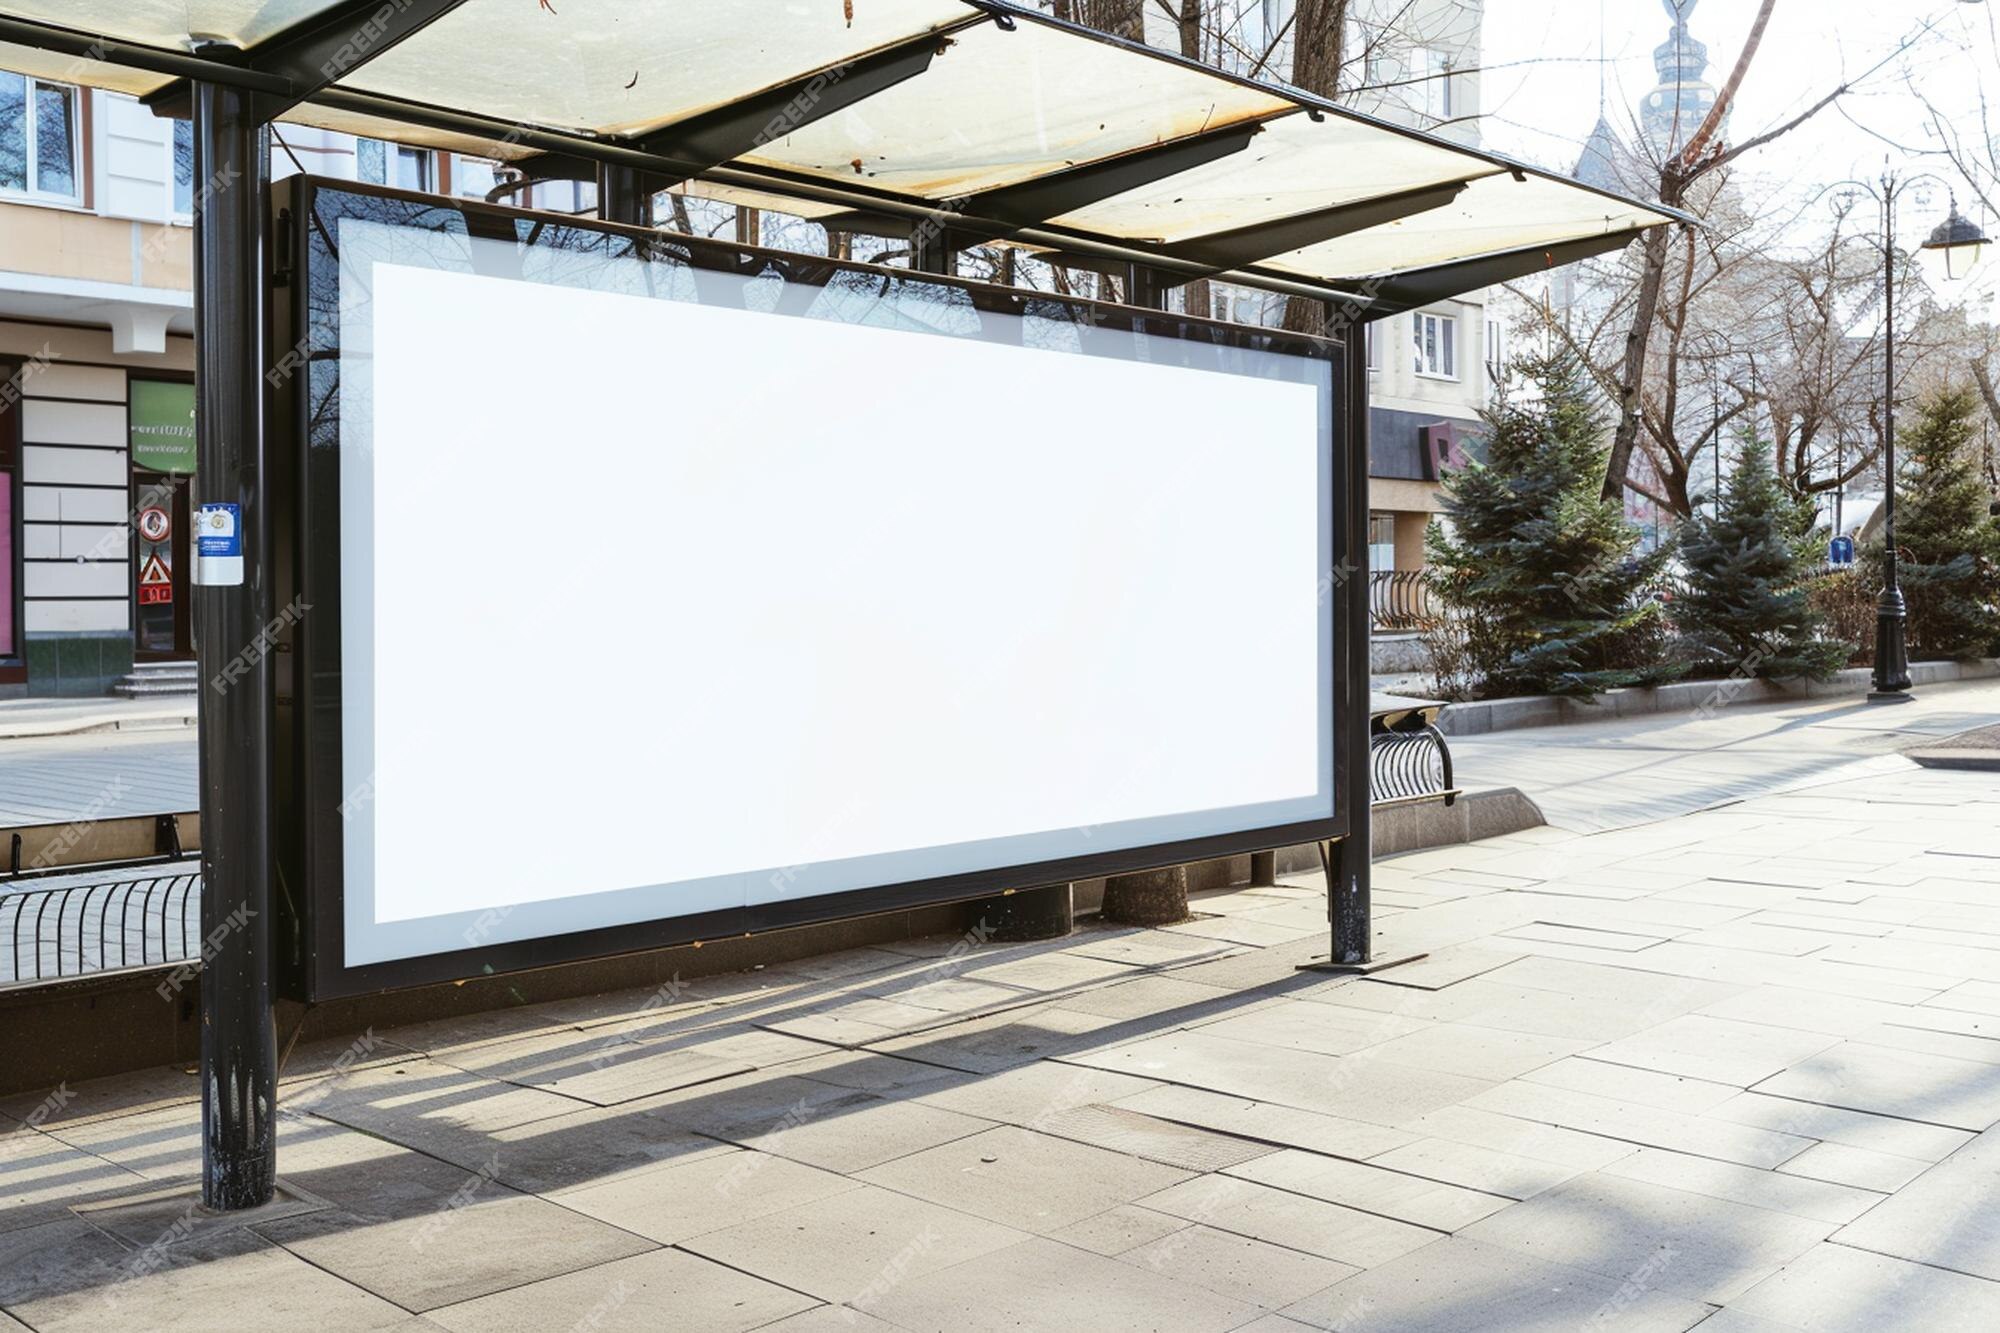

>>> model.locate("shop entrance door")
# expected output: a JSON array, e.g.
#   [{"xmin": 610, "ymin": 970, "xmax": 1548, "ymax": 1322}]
[{"xmin": 133, "ymin": 471, "xmax": 192, "ymax": 660}]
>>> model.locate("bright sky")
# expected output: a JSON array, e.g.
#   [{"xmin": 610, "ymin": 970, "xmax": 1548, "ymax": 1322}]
[{"xmin": 1478, "ymin": 0, "xmax": 1998, "ymax": 242}]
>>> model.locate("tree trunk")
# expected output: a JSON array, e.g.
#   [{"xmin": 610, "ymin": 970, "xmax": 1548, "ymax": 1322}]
[
  {"xmin": 1100, "ymin": 865, "xmax": 1191, "ymax": 925},
  {"xmin": 1601, "ymin": 212, "xmax": 1676, "ymax": 504},
  {"xmin": 1280, "ymin": 0, "xmax": 1347, "ymax": 334}
]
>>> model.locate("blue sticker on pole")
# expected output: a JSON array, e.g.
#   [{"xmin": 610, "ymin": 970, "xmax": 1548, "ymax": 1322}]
[{"xmin": 194, "ymin": 502, "xmax": 244, "ymax": 586}]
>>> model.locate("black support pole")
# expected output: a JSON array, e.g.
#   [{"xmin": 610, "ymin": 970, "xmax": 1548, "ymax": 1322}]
[
  {"xmin": 597, "ymin": 163, "xmax": 648, "ymax": 227},
  {"xmin": 1329, "ymin": 322, "xmax": 1375, "ymax": 965},
  {"xmin": 192, "ymin": 72, "xmax": 277, "ymax": 1210}
]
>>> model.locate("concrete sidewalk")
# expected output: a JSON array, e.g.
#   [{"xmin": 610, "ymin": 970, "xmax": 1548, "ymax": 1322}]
[
  {"xmin": 5, "ymin": 719, "xmax": 2000, "ymax": 1328},
  {"xmin": 0, "ymin": 696, "xmax": 195, "ymax": 742},
  {"xmin": 1450, "ymin": 678, "xmax": 2000, "ymax": 833}
]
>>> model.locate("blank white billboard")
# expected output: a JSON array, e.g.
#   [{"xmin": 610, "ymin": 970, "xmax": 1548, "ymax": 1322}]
[{"xmin": 333, "ymin": 218, "xmax": 1333, "ymax": 966}]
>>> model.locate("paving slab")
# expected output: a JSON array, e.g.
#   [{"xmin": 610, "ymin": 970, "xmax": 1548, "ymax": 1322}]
[
  {"xmin": 0, "ymin": 1216, "xmax": 410, "ymax": 1333},
  {"xmin": 551, "ymin": 1148, "xmax": 861, "ymax": 1245},
  {"xmin": 1364, "ymin": 1135, "xmax": 1584, "ymax": 1201},
  {"xmin": 1699, "ymin": 1091, "xmax": 1973, "ymax": 1162},
  {"xmin": 0, "ymin": 1130, "xmax": 152, "ymax": 1233},
  {"xmin": 1120, "ymin": 1223, "xmax": 1359, "ymax": 1309},
  {"xmin": 1466, "ymin": 1080, "xmax": 1816, "ymax": 1169},
  {"xmin": 1106, "ymin": 1084, "xmax": 1420, "ymax": 1161},
  {"xmin": 1752, "ymin": 1042, "xmax": 2000, "ymax": 1131},
  {"xmin": 1226, "ymin": 1148, "xmax": 1514, "ymax": 1231},
  {"xmin": 1061, "ymin": 1030, "xmax": 1495, "ymax": 1128},
  {"xmin": 1776, "ymin": 1140, "xmax": 1930, "ymax": 1194},
  {"xmin": 1355, "ymin": 1023, "xmax": 1591, "ymax": 1082},
  {"xmin": 1729, "ymin": 1241, "xmax": 2000, "ymax": 1331},
  {"xmin": 855, "ymin": 1124, "xmax": 1190, "ymax": 1234},
  {"xmin": 1832, "ymin": 1128, "xmax": 2000, "ymax": 1280},
  {"xmin": 860, "ymin": 1235, "xmax": 1261, "ymax": 1332},
  {"xmin": 1044, "ymin": 1203, "xmax": 1190, "ymax": 1257},
  {"xmin": 1603, "ymin": 1146, "xmax": 1884, "ymax": 1225},
  {"xmin": 1459, "ymin": 1171, "xmax": 1832, "ymax": 1304},
  {"xmin": 1275, "ymin": 1235, "xmax": 1712, "ymax": 1332},
  {"xmin": 680, "ymin": 1184, "xmax": 1028, "ymax": 1303},
  {"xmin": 424, "ymin": 1247, "xmax": 816, "ymax": 1333},
  {"xmin": 1581, "ymin": 1014, "xmax": 1846, "ymax": 1089},
  {"xmin": 1138, "ymin": 1175, "xmax": 1439, "ymax": 1269},
  {"xmin": 1517, "ymin": 1056, "xmax": 1743, "ymax": 1114}
]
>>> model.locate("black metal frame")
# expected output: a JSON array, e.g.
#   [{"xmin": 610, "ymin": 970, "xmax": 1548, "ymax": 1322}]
[
  {"xmin": 270, "ymin": 176, "xmax": 1358, "ymax": 1002},
  {"xmin": 0, "ymin": 355, "xmax": 21, "ymax": 678}
]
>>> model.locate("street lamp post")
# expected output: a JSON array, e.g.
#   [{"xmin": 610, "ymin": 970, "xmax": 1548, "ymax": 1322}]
[{"xmin": 1832, "ymin": 173, "xmax": 1991, "ymax": 701}]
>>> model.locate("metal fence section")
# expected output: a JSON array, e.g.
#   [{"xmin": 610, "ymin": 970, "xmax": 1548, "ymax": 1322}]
[
  {"xmin": 1, "ymin": 867, "xmax": 202, "ymax": 984},
  {"xmin": 1369, "ymin": 569, "xmax": 1437, "ymax": 632},
  {"xmin": 1, "ymin": 811, "xmax": 203, "ymax": 986}
]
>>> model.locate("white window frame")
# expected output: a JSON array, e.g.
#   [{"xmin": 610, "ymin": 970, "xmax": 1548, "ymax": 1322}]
[
  {"xmin": 357, "ymin": 137, "xmax": 436, "ymax": 192},
  {"xmin": 1413, "ymin": 311, "xmax": 1457, "ymax": 381},
  {"xmin": 1412, "ymin": 47, "xmax": 1454, "ymax": 122},
  {"xmin": 1485, "ymin": 317, "xmax": 1505, "ymax": 381},
  {"xmin": 1366, "ymin": 321, "xmax": 1380, "ymax": 373},
  {"xmin": 1, "ymin": 73, "xmax": 84, "ymax": 205}
]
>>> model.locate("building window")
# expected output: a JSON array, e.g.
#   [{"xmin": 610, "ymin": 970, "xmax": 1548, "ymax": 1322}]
[
  {"xmin": 172, "ymin": 118, "xmax": 195, "ymax": 217},
  {"xmin": 1413, "ymin": 312, "xmax": 1456, "ymax": 379},
  {"xmin": 0, "ymin": 73, "xmax": 82, "ymax": 202},
  {"xmin": 1368, "ymin": 513, "xmax": 1396, "ymax": 573},
  {"xmin": 453, "ymin": 155, "xmax": 500, "ymax": 200},
  {"xmin": 357, "ymin": 138, "xmax": 434, "ymax": 191},
  {"xmin": 1411, "ymin": 47, "xmax": 1454, "ymax": 121},
  {"xmin": 1485, "ymin": 317, "xmax": 1506, "ymax": 381},
  {"xmin": 1366, "ymin": 322, "xmax": 1380, "ymax": 373}
]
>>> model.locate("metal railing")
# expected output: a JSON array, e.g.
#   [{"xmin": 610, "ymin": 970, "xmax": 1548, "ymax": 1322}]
[
  {"xmin": 2, "ymin": 869, "xmax": 201, "ymax": 983},
  {"xmin": 1369, "ymin": 569, "xmax": 1437, "ymax": 632},
  {"xmin": 2, "ymin": 812, "xmax": 202, "ymax": 986}
]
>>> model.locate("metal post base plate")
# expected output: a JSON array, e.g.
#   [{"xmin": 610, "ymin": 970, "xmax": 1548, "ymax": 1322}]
[
  {"xmin": 1296, "ymin": 951, "xmax": 1429, "ymax": 976},
  {"xmin": 1866, "ymin": 690, "xmax": 1917, "ymax": 704}
]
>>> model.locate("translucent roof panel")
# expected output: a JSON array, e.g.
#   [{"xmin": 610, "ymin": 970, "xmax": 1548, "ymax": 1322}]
[
  {"xmin": 1261, "ymin": 172, "xmax": 1671, "ymax": 281},
  {"xmin": 336, "ymin": 0, "xmax": 977, "ymax": 139},
  {"xmin": 1046, "ymin": 112, "xmax": 1506, "ymax": 244},
  {"xmin": 0, "ymin": 0, "xmax": 1682, "ymax": 302},
  {"xmin": 4, "ymin": 0, "xmax": 331, "ymax": 49},
  {"xmin": 739, "ymin": 18, "xmax": 1292, "ymax": 199}
]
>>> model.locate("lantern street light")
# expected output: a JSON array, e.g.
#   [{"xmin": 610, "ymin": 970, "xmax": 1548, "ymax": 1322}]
[{"xmin": 1822, "ymin": 171, "xmax": 1990, "ymax": 700}]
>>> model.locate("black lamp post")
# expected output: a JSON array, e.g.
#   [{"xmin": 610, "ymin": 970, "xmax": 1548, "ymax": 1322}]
[{"xmin": 1837, "ymin": 174, "xmax": 1991, "ymax": 701}]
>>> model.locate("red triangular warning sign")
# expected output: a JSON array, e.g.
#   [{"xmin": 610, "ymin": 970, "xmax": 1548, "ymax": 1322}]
[{"xmin": 139, "ymin": 552, "xmax": 172, "ymax": 586}]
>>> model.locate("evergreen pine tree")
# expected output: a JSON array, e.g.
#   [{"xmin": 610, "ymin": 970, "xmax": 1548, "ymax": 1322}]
[
  {"xmin": 1676, "ymin": 442, "xmax": 1848, "ymax": 680},
  {"xmin": 1891, "ymin": 385, "xmax": 2000, "ymax": 658},
  {"xmin": 1426, "ymin": 348, "xmax": 1679, "ymax": 700}
]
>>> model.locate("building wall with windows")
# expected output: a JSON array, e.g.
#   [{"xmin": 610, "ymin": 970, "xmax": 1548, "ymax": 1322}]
[
  {"xmin": 0, "ymin": 74, "xmax": 558, "ymax": 697},
  {"xmin": 1350, "ymin": 0, "xmax": 1495, "ymax": 581}
]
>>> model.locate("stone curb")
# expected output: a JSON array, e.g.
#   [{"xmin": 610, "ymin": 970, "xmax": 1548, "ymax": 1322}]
[
  {"xmin": 1435, "ymin": 658, "xmax": 2000, "ymax": 737},
  {"xmin": 1907, "ymin": 748, "xmax": 2000, "ymax": 772},
  {"xmin": 0, "ymin": 707, "xmax": 198, "ymax": 741}
]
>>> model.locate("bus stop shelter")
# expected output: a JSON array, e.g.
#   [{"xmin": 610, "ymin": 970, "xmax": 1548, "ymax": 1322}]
[{"xmin": 0, "ymin": 0, "xmax": 1681, "ymax": 1212}]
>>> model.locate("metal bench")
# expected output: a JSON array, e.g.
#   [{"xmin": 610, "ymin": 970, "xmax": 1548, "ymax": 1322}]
[{"xmin": 1370, "ymin": 691, "xmax": 1459, "ymax": 809}]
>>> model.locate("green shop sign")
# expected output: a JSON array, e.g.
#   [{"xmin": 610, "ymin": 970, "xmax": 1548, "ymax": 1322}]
[{"xmin": 130, "ymin": 380, "xmax": 196, "ymax": 473}]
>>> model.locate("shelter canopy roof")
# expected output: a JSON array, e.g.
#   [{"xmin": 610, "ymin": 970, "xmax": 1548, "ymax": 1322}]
[{"xmin": 0, "ymin": 0, "xmax": 1683, "ymax": 308}]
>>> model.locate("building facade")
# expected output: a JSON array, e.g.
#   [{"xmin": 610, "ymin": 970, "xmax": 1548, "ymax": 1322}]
[
  {"xmin": 0, "ymin": 78, "xmax": 592, "ymax": 697},
  {"xmin": 1346, "ymin": 0, "xmax": 1499, "ymax": 578}
]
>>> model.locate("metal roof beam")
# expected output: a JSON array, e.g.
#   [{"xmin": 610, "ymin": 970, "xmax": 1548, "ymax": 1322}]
[
  {"xmin": 0, "ymin": 15, "xmax": 292, "ymax": 95},
  {"xmin": 634, "ymin": 24, "xmax": 974, "ymax": 185},
  {"xmin": 143, "ymin": 0, "xmax": 474, "ymax": 122},
  {"xmin": 1355, "ymin": 231, "xmax": 1643, "ymax": 318},
  {"xmin": 1172, "ymin": 179, "xmax": 1476, "ymax": 274},
  {"xmin": 965, "ymin": 118, "xmax": 1273, "ymax": 228}
]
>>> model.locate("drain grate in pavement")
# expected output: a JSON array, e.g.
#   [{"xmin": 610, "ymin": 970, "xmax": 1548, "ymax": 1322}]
[{"xmin": 1029, "ymin": 1103, "xmax": 1279, "ymax": 1172}]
